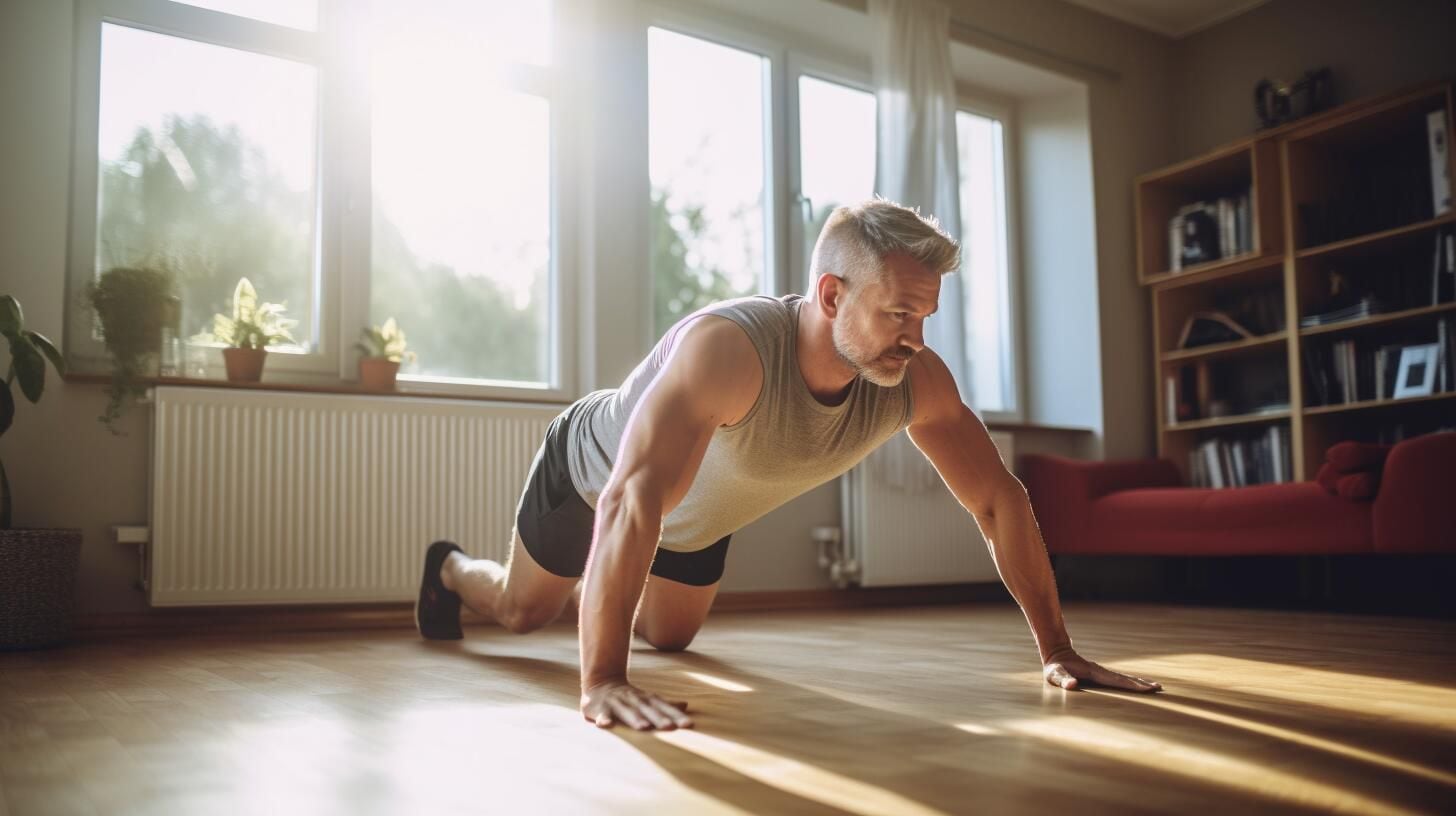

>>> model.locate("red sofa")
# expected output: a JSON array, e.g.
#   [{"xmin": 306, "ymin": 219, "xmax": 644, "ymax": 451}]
[{"xmin": 1021, "ymin": 431, "xmax": 1456, "ymax": 556}]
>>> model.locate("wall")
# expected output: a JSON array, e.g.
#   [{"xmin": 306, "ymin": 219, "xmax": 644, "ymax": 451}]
[{"xmin": 1176, "ymin": 0, "xmax": 1456, "ymax": 159}]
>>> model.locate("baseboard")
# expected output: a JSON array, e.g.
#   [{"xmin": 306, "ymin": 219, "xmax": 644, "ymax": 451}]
[{"xmin": 73, "ymin": 583, "xmax": 1011, "ymax": 640}]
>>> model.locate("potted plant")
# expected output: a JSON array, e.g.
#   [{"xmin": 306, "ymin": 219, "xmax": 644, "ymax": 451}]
[
  {"xmin": 354, "ymin": 317, "xmax": 416, "ymax": 391},
  {"xmin": 0, "ymin": 295, "xmax": 82, "ymax": 650},
  {"xmin": 195, "ymin": 277, "xmax": 297, "ymax": 383},
  {"xmin": 84, "ymin": 266, "xmax": 178, "ymax": 433}
]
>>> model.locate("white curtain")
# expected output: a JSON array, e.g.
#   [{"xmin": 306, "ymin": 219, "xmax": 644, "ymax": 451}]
[
  {"xmin": 870, "ymin": 0, "xmax": 969, "ymax": 407},
  {"xmin": 867, "ymin": 0, "xmax": 967, "ymax": 491}
]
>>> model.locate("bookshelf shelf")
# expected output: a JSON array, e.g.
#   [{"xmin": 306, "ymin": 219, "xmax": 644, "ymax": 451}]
[
  {"xmin": 1294, "ymin": 213, "xmax": 1456, "ymax": 260},
  {"xmin": 1164, "ymin": 409, "xmax": 1291, "ymax": 433},
  {"xmin": 1161, "ymin": 331, "xmax": 1287, "ymax": 364},
  {"xmin": 1302, "ymin": 390, "xmax": 1456, "ymax": 417},
  {"xmin": 1139, "ymin": 80, "xmax": 1455, "ymax": 486},
  {"xmin": 1300, "ymin": 302, "xmax": 1456, "ymax": 337},
  {"xmin": 1143, "ymin": 252, "xmax": 1282, "ymax": 290}
]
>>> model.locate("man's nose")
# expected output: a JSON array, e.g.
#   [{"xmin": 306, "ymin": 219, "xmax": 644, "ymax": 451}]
[{"xmin": 902, "ymin": 319, "xmax": 926, "ymax": 352}]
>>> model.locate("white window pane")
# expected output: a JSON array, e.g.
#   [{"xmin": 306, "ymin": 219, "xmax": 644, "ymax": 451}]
[
  {"xmin": 649, "ymin": 27, "xmax": 768, "ymax": 338},
  {"xmin": 956, "ymin": 110, "xmax": 1010, "ymax": 413},
  {"xmin": 798, "ymin": 75, "xmax": 876, "ymax": 280},
  {"xmin": 371, "ymin": 6, "xmax": 552, "ymax": 385},
  {"xmin": 172, "ymin": 0, "xmax": 318, "ymax": 31},
  {"xmin": 97, "ymin": 23, "xmax": 319, "ymax": 352}
]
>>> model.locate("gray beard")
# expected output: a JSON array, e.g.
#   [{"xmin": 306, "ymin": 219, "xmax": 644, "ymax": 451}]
[{"xmin": 832, "ymin": 324, "xmax": 908, "ymax": 388}]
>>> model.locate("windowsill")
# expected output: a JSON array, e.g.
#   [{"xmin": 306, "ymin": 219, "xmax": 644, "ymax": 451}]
[
  {"xmin": 63, "ymin": 373, "xmax": 1097, "ymax": 432},
  {"xmin": 983, "ymin": 420, "xmax": 1094, "ymax": 434},
  {"xmin": 62, "ymin": 373, "xmax": 573, "ymax": 406}
]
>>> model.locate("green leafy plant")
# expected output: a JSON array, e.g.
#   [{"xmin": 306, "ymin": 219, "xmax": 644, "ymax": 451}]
[
  {"xmin": 0, "ymin": 295, "xmax": 66, "ymax": 529},
  {"xmin": 195, "ymin": 277, "xmax": 297, "ymax": 349},
  {"xmin": 354, "ymin": 317, "xmax": 416, "ymax": 364},
  {"xmin": 85, "ymin": 267, "xmax": 177, "ymax": 433}
]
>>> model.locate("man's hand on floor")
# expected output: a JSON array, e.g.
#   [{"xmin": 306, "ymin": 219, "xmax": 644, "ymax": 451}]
[
  {"xmin": 1043, "ymin": 647, "xmax": 1162, "ymax": 693},
  {"xmin": 582, "ymin": 679, "xmax": 694, "ymax": 730}
]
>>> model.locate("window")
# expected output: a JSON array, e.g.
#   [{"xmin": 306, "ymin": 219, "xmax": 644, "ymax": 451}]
[
  {"xmin": 956, "ymin": 108, "xmax": 1016, "ymax": 415},
  {"xmin": 795, "ymin": 73, "xmax": 876, "ymax": 291},
  {"xmin": 647, "ymin": 27, "xmax": 771, "ymax": 339},
  {"xmin": 90, "ymin": 16, "xmax": 320, "ymax": 357},
  {"xmin": 368, "ymin": 1, "xmax": 555, "ymax": 386},
  {"xmin": 72, "ymin": 0, "xmax": 568, "ymax": 395}
]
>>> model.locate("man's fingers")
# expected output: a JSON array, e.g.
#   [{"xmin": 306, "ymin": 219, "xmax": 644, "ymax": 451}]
[
  {"xmin": 593, "ymin": 711, "xmax": 614, "ymax": 728},
  {"xmin": 649, "ymin": 696, "xmax": 695, "ymax": 729},
  {"xmin": 629, "ymin": 692, "xmax": 676, "ymax": 730},
  {"xmin": 1090, "ymin": 664, "xmax": 1163, "ymax": 693},
  {"xmin": 608, "ymin": 698, "xmax": 651, "ymax": 731}
]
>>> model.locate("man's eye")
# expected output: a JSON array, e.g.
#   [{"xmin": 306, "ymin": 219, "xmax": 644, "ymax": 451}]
[{"xmin": 891, "ymin": 312, "xmax": 909, "ymax": 321}]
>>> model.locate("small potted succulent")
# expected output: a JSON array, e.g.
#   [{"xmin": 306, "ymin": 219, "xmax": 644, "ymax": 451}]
[
  {"xmin": 355, "ymin": 317, "xmax": 416, "ymax": 391},
  {"xmin": 84, "ymin": 266, "xmax": 179, "ymax": 433},
  {"xmin": 195, "ymin": 277, "xmax": 297, "ymax": 383},
  {"xmin": 0, "ymin": 294, "xmax": 82, "ymax": 650}
]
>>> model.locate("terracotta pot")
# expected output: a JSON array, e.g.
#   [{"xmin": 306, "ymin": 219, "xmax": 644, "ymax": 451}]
[
  {"xmin": 359, "ymin": 357, "xmax": 401, "ymax": 391},
  {"xmin": 222, "ymin": 347, "xmax": 268, "ymax": 382},
  {"xmin": 0, "ymin": 528, "xmax": 83, "ymax": 650}
]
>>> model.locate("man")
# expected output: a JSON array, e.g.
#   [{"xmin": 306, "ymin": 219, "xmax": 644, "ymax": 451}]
[{"xmin": 416, "ymin": 199, "xmax": 1162, "ymax": 731}]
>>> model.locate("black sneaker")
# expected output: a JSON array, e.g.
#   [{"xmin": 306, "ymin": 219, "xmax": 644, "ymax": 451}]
[{"xmin": 416, "ymin": 540, "xmax": 465, "ymax": 640}]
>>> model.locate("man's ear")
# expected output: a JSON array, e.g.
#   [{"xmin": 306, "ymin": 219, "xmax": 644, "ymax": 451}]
[{"xmin": 816, "ymin": 273, "xmax": 846, "ymax": 319}]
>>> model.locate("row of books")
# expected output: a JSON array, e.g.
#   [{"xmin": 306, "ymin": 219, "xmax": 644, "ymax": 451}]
[
  {"xmin": 1298, "ymin": 226, "xmax": 1456, "ymax": 329},
  {"xmin": 1303, "ymin": 319, "xmax": 1456, "ymax": 405},
  {"xmin": 1295, "ymin": 109, "xmax": 1451, "ymax": 247},
  {"xmin": 1169, "ymin": 191, "xmax": 1253, "ymax": 272},
  {"xmin": 1188, "ymin": 425, "xmax": 1291, "ymax": 488}
]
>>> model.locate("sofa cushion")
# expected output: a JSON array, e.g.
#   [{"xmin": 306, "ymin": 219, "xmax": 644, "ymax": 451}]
[{"xmin": 1082, "ymin": 481, "xmax": 1373, "ymax": 556}]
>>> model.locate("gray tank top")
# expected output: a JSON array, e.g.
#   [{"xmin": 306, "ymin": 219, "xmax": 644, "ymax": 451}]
[{"xmin": 566, "ymin": 294, "xmax": 914, "ymax": 553}]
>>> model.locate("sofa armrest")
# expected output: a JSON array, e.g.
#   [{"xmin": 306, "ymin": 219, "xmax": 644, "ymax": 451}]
[
  {"xmin": 1021, "ymin": 454, "xmax": 1184, "ymax": 554},
  {"xmin": 1373, "ymin": 431, "xmax": 1456, "ymax": 553}
]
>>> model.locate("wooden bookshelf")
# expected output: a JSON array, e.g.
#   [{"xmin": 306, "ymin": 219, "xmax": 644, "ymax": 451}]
[{"xmin": 1138, "ymin": 80, "xmax": 1455, "ymax": 485}]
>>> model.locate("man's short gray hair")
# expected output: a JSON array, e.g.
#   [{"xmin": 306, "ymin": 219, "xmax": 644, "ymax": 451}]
[{"xmin": 809, "ymin": 197, "xmax": 961, "ymax": 290}]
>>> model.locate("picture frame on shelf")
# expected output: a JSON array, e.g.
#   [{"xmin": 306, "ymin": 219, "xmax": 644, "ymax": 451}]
[{"xmin": 1393, "ymin": 343, "xmax": 1440, "ymax": 399}]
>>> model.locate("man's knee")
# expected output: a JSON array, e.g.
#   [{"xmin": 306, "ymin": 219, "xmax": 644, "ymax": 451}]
[
  {"xmin": 498, "ymin": 600, "xmax": 561, "ymax": 634},
  {"xmin": 636, "ymin": 622, "xmax": 697, "ymax": 652}
]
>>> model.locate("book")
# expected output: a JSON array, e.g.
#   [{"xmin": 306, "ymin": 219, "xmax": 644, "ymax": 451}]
[{"xmin": 1431, "ymin": 109, "xmax": 1452, "ymax": 217}]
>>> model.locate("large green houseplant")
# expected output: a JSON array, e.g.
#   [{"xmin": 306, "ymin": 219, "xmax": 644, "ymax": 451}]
[{"xmin": 0, "ymin": 294, "xmax": 82, "ymax": 650}]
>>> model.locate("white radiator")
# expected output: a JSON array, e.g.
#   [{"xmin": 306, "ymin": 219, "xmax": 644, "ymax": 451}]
[
  {"xmin": 841, "ymin": 429, "xmax": 1012, "ymax": 587},
  {"xmin": 148, "ymin": 386, "xmax": 560, "ymax": 606}
]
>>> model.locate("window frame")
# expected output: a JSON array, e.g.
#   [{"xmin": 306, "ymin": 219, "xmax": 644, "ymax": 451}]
[
  {"xmin": 786, "ymin": 55, "xmax": 875, "ymax": 296},
  {"xmin": 954, "ymin": 85, "xmax": 1025, "ymax": 423},
  {"xmin": 67, "ymin": 0, "xmax": 579, "ymax": 401},
  {"xmin": 68, "ymin": 0, "xmax": 338, "ymax": 379}
]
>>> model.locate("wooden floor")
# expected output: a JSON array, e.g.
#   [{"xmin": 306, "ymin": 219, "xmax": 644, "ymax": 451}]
[{"xmin": 2, "ymin": 602, "xmax": 1454, "ymax": 815}]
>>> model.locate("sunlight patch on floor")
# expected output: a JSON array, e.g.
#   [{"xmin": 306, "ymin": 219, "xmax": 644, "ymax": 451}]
[
  {"xmin": 1002, "ymin": 715, "xmax": 1418, "ymax": 816},
  {"xmin": 655, "ymin": 729, "xmax": 953, "ymax": 816}
]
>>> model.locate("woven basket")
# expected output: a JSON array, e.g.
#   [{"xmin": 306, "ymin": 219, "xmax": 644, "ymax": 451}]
[{"xmin": 0, "ymin": 528, "xmax": 82, "ymax": 650}]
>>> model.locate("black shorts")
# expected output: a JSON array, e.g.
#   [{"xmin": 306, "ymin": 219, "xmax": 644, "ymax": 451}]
[{"xmin": 514, "ymin": 400, "xmax": 731, "ymax": 587}]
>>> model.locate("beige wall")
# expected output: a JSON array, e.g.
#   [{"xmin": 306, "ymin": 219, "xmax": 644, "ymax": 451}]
[
  {"xmin": 1176, "ymin": 0, "xmax": 1456, "ymax": 158},
  {"xmin": 1, "ymin": 0, "xmax": 1176, "ymax": 615}
]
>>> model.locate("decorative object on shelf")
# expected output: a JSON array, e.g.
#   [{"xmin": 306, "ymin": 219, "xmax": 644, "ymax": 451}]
[
  {"xmin": 1393, "ymin": 343, "xmax": 1440, "ymax": 399},
  {"xmin": 194, "ymin": 277, "xmax": 298, "ymax": 383},
  {"xmin": 1429, "ymin": 109, "xmax": 1452, "ymax": 216},
  {"xmin": 1254, "ymin": 68, "xmax": 1332, "ymax": 130},
  {"xmin": 1177, "ymin": 311, "xmax": 1255, "ymax": 349},
  {"xmin": 84, "ymin": 266, "xmax": 179, "ymax": 433},
  {"xmin": 354, "ymin": 317, "xmax": 416, "ymax": 391},
  {"xmin": 0, "ymin": 294, "xmax": 82, "ymax": 650}
]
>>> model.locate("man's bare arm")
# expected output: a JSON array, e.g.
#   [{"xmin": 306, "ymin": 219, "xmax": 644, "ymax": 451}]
[
  {"xmin": 905, "ymin": 349, "xmax": 1161, "ymax": 693},
  {"xmin": 579, "ymin": 316, "xmax": 762, "ymax": 728}
]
